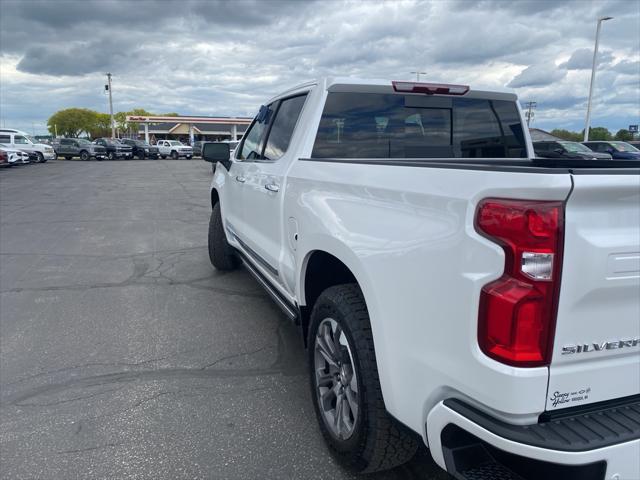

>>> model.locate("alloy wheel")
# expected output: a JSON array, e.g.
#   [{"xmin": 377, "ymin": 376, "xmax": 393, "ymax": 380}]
[{"xmin": 314, "ymin": 318, "xmax": 359, "ymax": 440}]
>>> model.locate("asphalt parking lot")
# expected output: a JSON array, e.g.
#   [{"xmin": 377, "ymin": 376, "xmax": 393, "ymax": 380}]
[{"xmin": 0, "ymin": 160, "xmax": 449, "ymax": 479}]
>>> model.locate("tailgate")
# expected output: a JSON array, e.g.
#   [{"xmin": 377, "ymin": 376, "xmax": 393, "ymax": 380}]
[{"xmin": 548, "ymin": 173, "xmax": 640, "ymax": 410}]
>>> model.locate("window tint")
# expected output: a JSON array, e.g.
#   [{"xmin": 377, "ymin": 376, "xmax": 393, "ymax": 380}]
[
  {"xmin": 0, "ymin": 135, "xmax": 10, "ymax": 143},
  {"xmin": 312, "ymin": 92, "xmax": 527, "ymax": 159},
  {"xmin": 263, "ymin": 94, "xmax": 307, "ymax": 161},
  {"xmin": 61, "ymin": 139, "xmax": 72, "ymax": 145},
  {"xmin": 14, "ymin": 135, "xmax": 28, "ymax": 144},
  {"xmin": 238, "ymin": 104, "xmax": 274, "ymax": 160}
]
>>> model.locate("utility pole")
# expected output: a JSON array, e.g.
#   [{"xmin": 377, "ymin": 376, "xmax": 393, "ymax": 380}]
[
  {"xmin": 584, "ymin": 16, "xmax": 613, "ymax": 141},
  {"xmin": 106, "ymin": 73, "xmax": 115, "ymax": 138},
  {"xmin": 524, "ymin": 101, "xmax": 537, "ymax": 126},
  {"xmin": 411, "ymin": 71, "xmax": 427, "ymax": 81}
]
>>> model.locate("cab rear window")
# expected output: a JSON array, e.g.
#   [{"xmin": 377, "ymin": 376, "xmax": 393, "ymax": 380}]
[{"xmin": 311, "ymin": 92, "xmax": 526, "ymax": 159}]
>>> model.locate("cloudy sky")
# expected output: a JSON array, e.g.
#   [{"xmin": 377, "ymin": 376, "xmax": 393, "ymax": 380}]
[{"xmin": 1, "ymin": 0, "xmax": 638, "ymax": 135}]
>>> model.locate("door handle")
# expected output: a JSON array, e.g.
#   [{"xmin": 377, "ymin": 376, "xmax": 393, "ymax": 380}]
[
  {"xmin": 235, "ymin": 176, "xmax": 246, "ymax": 183},
  {"xmin": 264, "ymin": 183, "xmax": 280, "ymax": 193}
]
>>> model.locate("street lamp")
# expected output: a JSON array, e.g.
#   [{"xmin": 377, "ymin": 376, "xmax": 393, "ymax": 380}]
[
  {"xmin": 584, "ymin": 16, "xmax": 613, "ymax": 142},
  {"xmin": 411, "ymin": 71, "xmax": 427, "ymax": 81}
]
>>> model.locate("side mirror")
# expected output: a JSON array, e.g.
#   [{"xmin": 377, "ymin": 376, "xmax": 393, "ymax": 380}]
[{"xmin": 203, "ymin": 142, "xmax": 231, "ymax": 170}]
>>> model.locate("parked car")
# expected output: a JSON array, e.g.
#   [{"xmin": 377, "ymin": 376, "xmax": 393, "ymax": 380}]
[
  {"xmin": 533, "ymin": 140, "xmax": 612, "ymax": 160},
  {"xmin": 582, "ymin": 141, "xmax": 640, "ymax": 160},
  {"xmin": 0, "ymin": 143, "xmax": 31, "ymax": 164},
  {"xmin": 0, "ymin": 149, "xmax": 9, "ymax": 167},
  {"xmin": 156, "ymin": 140, "xmax": 193, "ymax": 159},
  {"xmin": 625, "ymin": 140, "xmax": 640, "ymax": 149},
  {"xmin": 0, "ymin": 129, "xmax": 55, "ymax": 162},
  {"xmin": 120, "ymin": 139, "xmax": 159, "ymax": 159},
  {"xmin": 93, "ymin": 138, "xmax": 133, "ymax": 160},
  {"xmin": 192, "ymin": 141, "xmax": 206, "ymax": 157},
  {"xmin": 54, "ymin": 138, "xmax": 107, "ymax": 161},
  {"xmin": 203, "ymin": 78, "xmax": 640, "ymax": 479}
]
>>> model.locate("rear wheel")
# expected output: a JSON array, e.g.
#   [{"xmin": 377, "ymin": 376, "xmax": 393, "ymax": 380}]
[
  {"xmin": 80, "ymin": 150, "xmax": 90, "ymax": 161},
  {"xmin": 108, "ymin": 151, "xmax": 115, "ymax": 160},
  {"xmin": 308, "ymin": 284, "xmax": 418, "ymax": 473},
  {"xmin": 171, "ymin": 150, "xmax": 179, "ymax": 160}
]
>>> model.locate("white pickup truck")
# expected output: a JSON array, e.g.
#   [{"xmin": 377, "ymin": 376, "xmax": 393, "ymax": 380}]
[
  {"xmin": 156, "ymin": 139, "xmax": 193, "ymax": 159},
  {"xmin": 203, "ymin": 78, "xmax": 640, "ymax": 479}
]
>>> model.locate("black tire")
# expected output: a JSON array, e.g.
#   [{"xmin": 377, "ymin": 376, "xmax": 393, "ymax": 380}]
[
  {"xmin": 208, "ymin": 202, "xmax": 239, "ymax": 271},
  {"xmin": 308, "ymin": 284, "xmax": 418, "ymax": 473},
  {"xmin": 138, "ymin": 150, "xmax": 146, "ymax": 160},
  {"xmin": 161, "ymin": 155, "xmax": 166, "ymax": 159},
  {"xmin": 80, "ymin": 150, "xmax": 90, "ymax": 161},
  {"xmin": 36, "ymin": 152, "xmax": 44, "ymax": 163},
  {"xmin": 65, "ymin": 156, "xmax": 72, "ymax": 160},
  {"xmin": 108, "ymin": 151, "xmax": 115, "ymax": 160},
  {"xmin": 186, "ymin": 155, "xmax": 192, "ymax": 160},
  {"xmin": 170, "ymin": 150, "xmax": 179, "ymax": 160}
]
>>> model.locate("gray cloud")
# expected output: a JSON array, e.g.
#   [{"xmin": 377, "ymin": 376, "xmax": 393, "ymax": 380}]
[
  {"xmin": 0, "ymin": 0, "xmax": 638, "ymax": 134},
  {"xmin": 560, "ymin": 48, "xmax": 614, "ymax": 70},
  {"xmin": 507, "ymin": 64, "xmax": 567, "ymax": 88}
]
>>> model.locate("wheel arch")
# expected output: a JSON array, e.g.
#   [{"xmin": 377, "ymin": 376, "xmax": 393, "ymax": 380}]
[
  {"xmin": 298, "ymin": 248, "xmax": 364, "ymax": 347},
  {"xmin": 210, "ymin": 188, "xmax": 219, "ymax": 209}
]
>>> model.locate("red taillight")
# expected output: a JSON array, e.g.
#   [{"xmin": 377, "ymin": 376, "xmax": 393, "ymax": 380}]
[
  {"xmin": 392, "ymin": 81, "xmax": 469, "ymax": 95},
  {"xmin": 475, "ymin": 199, "xmax": 564, "ymax": 367}
]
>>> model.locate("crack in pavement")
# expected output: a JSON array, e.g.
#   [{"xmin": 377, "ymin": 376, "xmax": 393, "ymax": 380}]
[
  {"xmin": 0, "ymin": 247, "xmax": 267, "ymax": 299},
  {"xmin": 56, "ymin": 442, "xmax": 124, "ymax": 455},
  {"xmin": 2, "ymin": 318, "xmax": 305, "ymax": 407},
  {"xmin": 14, "ymin": 386, "xmax": 127, "ymax": 407}
]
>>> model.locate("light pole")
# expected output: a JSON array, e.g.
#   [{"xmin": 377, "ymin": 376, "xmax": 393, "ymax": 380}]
[
  {"xmin": 411, "ymin": 71, "xmax": 427, "ymax": 81},
  {"xmin": 524, "ymin": 101, "xmax": 537, "ymax": 126},
  {"xmin": 584, "ymin": 16, "xmax": 613, "ymax": 142},
  {"xmin": 105, "ymin": 73, "xmax": 115, "ymax": 138}
]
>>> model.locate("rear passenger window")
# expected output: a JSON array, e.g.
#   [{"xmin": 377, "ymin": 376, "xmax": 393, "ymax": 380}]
[
  {"xmin": 0, "ymin": 135, "xmax": 10, "ymax": 143},
  {"xmin": 311, "ymin": 92, "xmax": 526, "ymax": 159},
  {"xmin": 263, "ymin": 94, "xmax": 307, "ymax": 161}
]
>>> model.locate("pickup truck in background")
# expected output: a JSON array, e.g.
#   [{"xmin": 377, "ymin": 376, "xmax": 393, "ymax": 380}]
[
  {"xmin": 120, "ymin": 138, "xmax": 159, "ymax": 159},
  {"xmin": 203, "ymin": 78, "xmax": 640, "ymax": 479},
  {"xmin": 156, "ymin": 140, "xmax": 193, "ymax": 159},
  {"xmin": 93, "ymin": 138, "xmax": 133, "ymax": 160},
  {"xmin": 54, "ymin": 138, "xmax": 107, "ymax": 161}
]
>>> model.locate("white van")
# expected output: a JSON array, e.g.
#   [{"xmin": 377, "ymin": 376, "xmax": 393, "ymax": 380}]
[{"xmin": 0, "ymin": 129, "xmax": 56, "ymax": 162}]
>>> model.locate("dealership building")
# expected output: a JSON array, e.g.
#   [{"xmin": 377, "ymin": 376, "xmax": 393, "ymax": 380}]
[{"xmin": 127, "ymin": 115, "xmax": 252, "ymax": 144}]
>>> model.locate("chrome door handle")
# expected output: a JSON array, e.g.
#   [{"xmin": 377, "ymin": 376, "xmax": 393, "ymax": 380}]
[
  {"xmin": 235, "ymin": 176, "xmax": 246, "ymax": 183},
  {"xmin": 264, "ymin": 183, "xmax": 280, "ymax": 193}
]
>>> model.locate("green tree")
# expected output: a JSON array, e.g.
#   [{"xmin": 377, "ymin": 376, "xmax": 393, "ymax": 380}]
[
  {"xmin": 550, "ymin": 129, "xmax": 581, "ymax": 141},
  {"xmin": 583, "ymin": 127, "xmax": 612, "ymax": 141},
  {"xmin": 87, "ymin": 113, "xmax": 111, "ymax": 139},
  {"xmin": 614, "ymin": 129, "xmax": 634, "ymax": 141},
  {"xmin": 47, "ymin": 108, "xmax": 98, "ymax": 137},
  {"xmin": 114, "ymin": 109, "xmax": 154, "ymax": 136}
]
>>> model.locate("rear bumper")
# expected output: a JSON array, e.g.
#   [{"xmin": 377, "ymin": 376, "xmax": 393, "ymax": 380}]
[{"xmin": 426, "ymin": 397, "xmax": 640, "ymax": 480}]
